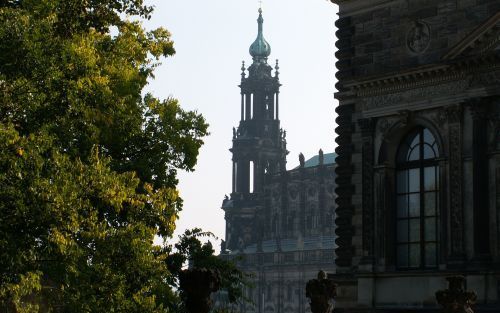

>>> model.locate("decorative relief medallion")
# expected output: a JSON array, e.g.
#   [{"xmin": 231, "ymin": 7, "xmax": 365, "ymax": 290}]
[{"xmin": 407, "ymin": 21, "xmax": 431, "ymax": 54}]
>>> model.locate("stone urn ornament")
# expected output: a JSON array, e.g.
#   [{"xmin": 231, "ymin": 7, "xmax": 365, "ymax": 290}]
[
  {"xmin": 436, "ymin": 276, "xmax": 477, "ymax": 313},
  {"xmin": 306, "ymin": 270, "xmax": 337, "ymax": 313},
  {"xmin": 179, "ymin": 268, "xmax": 221, "ymax": 313}
]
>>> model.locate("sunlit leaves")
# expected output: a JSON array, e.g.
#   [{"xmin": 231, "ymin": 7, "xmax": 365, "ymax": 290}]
[{"xmin": 0, "ymin": 1, "xmax": 209, "ymax": 312}]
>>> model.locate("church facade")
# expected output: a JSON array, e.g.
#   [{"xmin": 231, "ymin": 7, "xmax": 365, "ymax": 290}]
[
  {"xmin": 219, "ymin": 9, "xmax": 337, "ymax": 313},
  {"xmin": 331, "ymin": 0, "xmax": 500, "ymax": 312}
]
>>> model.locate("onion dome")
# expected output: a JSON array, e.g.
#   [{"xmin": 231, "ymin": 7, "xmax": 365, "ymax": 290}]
[{"xmin": 249, "ymin": 8, "xmax": 271, "ymax": 62}]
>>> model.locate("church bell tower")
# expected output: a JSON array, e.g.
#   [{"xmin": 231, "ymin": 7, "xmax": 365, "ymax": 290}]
[{"xmin": 222, "ymin": 8, "xmax": 287, "ymax": 252}]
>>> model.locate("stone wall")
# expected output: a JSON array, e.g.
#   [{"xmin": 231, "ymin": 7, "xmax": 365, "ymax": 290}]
[{"xmin": 332, "ymin": 0, "xmax": 500, "ymax": 311}]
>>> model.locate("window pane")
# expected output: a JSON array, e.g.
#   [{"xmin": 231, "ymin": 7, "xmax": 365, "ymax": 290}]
[
  {"xmin": 409, "ymin": 194, "xmax": 420, "ymax": 217},
  {"xmin": 425, "ymin": 217, "xmax": 436, "ymax": 241},
  {"xmin": 424, "ymin": 192, "xmax": 436, "ymax": 216},
  {"xmin": 408, "ymin": 146, "xmax": 420, "ymax": 161},
  {"xmin": 397, "ymin": 195, "xmax": 408, "ymax": 218},
  {"xmin": 410, "ymin": 133, "xmax": 420, "ymax": 148},
  {"xmin": 425, "ymin": 243, "xmax": 437, "ymax": 267},
  {"xmin": 397, "ymin": 220, "xmax": 409, "ymax": 242},
  {"xmin": 409, "ymin": 169, "xmax": 420, "ymax": 192},
  {"xmin": 423, "ymin": 144, "xmax": 436, "ymax": 159},
  {"xmin": 423, "ymin": 128, "xmax": 435, "ymax": 145},
  {"xmin": 409, "ymin": 244, "xmax": 420, "ymax": 267},
  {"xmin": 424, "ymin": 167, "xmax": 436, "ymax": 191},
  {"xmin": 397, "ymin": 171, "xmax": 407, "ymax": 193},
  {"xmin": 409, "ymin": 219, "xmax": 420, "ymax": 242},
  {"xmin": 397, "ymin": 245, "xmax": 409, "ymax": 268}
]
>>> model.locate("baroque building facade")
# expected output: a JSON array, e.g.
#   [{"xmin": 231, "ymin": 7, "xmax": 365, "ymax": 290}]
[
  {"xmin": 330, "ymin": 0, "xmax": 500, "ymax": 312},
  {"xmin": 219, "ymin": 9, "xmax": 337, "ymax": 313}
]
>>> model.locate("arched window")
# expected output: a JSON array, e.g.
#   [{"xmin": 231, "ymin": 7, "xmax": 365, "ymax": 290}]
[{"xmin": 396, "ymin": 127, "xmax": 439, "ymax": 269}]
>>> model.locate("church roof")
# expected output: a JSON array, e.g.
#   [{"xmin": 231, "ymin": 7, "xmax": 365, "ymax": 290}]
[
  {"xmin": 293, "ymin": 152, "xmax": 336, "ymax": 169},
  {"xmin": 303, "ymin": 152, "xmax": 336, "ymax": 168}
]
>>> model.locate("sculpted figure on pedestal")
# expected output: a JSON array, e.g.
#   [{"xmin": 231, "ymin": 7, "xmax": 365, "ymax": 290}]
[
  {"xmin": 306, "ymin": 270, "xmax": 337, "ymax": 313},
  {"xmin": 436, "ymin": 276, "xmax": 477, "ymax": 313}
]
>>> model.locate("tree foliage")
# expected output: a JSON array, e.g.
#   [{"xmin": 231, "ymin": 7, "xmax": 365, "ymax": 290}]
[
  {"xmin": 166, "ymin": 229, "xmax": 252, "ymax": 307},
  {"xmin": 0, "ymin": 1, "xmax": 225, "ymax": 312}
]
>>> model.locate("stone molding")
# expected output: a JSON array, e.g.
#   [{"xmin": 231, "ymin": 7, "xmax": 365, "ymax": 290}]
[{"xmin": 443, "ymin": 12, "xmax": 500, "ymax": 60}]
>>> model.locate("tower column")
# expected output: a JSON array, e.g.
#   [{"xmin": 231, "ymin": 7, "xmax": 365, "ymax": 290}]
[
  {"xmin": 241, "ymin": 94, "xmax": 244, "ymax": 121},
  {"xmin": 276, "ymin": 92, "xmax": 279, "ymax": 119}
]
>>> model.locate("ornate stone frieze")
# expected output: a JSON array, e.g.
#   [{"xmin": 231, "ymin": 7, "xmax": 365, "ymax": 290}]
[
  {"xmin": 471, "ymin": 70, "xmax": 500, "ymax": 89},
  {"xmin": 362, "ymin": 80, "xmax": 470, "ymax": 112}
]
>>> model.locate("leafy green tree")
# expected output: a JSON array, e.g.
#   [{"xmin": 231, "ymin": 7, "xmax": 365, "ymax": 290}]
[
  {"xmin": 166, "ymin": 229, "xmax": 252, "ymax": 308},
  {"xmin": 0, "ymin": 1, "xmax": 229, "ymax": 312}
]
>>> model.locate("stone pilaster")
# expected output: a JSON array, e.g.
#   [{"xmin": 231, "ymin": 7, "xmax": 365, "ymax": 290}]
[
  {"xmin": 446, "ymin": 104, "xmax": 466, "ymax": 262},
  {"xmin": 358, "ymin": 118, "xmax": 376, "ymax": 266},
  {"xmin": 469, "ymin": 100, "xmax": 491, "ymax": 259}
]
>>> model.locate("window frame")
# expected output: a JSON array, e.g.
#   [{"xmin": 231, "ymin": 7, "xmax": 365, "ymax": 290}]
[{"xmin": 395, "ymin": 127, "xmax": 440, "ymax": 270}]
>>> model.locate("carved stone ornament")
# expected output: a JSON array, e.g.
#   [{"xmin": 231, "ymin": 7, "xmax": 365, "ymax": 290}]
[
  {"xmin": 179, "ymin": 268, "xmax": 222, "ymax": 313},
  {"xmin": 377, "ymin": 118, "xmax": 390, "ymax": 135},
  {"xmin": 306, "ymin": 271, "xmax": 337, "ymax": 313},
  {"xmin": 397, "ymin": 110, "xmax": 414, "ymax": 126},
  {"xmin": 407, "ymin": 20, "xmax": 431, "ymax": 54},
  {"xmin": 447, "ymin": 104, "xmax": 463, "ymax": 127},
  {"xmin": 433, "ymin": 108, "xmax": 448, "ymax": 126},
  {"xmin": 436, "ymin": 276, "xmax": 477, "ymax": 313},
  {"xmin": 471, "ymin": 70, "xmax": 500, "ymax": 88},
  {"xmin": 447, "ymin": 104, "xmax": 465, "ymax": 257},
  {"xmin": 362, "ymin": 80, "xmax": 470, "ymax": 112}
]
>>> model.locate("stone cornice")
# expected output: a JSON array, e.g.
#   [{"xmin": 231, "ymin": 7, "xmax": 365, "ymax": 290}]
[
  {"xmin": 331, "ymin": 0, "xmax": 395, "ymax": 16},
  {"xmin": 443, "ymin": 12, "xmax": 500, "ymax": 60},
  {"xmin": 343, "ymin": 53, "xmax": 500, "ymax": 97}
]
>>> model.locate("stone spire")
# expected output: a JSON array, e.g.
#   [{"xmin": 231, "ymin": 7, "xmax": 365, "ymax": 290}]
[{"xmin": 249, "ymin": 8, "xmax": 271, "ymax": 63}]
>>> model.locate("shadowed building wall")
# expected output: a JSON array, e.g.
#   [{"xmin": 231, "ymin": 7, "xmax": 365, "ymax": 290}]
[{"xmin": 330, "ymin": 0, "xmax": 500, "ymax": 312}]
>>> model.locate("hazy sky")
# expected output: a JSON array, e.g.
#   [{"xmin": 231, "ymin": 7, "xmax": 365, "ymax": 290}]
[{"xmin": 142, "ymin": 1, "xmax": 339, "ymax": 245}]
